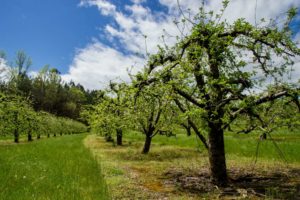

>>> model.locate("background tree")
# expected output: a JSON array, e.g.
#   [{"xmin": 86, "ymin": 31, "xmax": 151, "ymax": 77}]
[
  {"xmin": 131, "ymin": 75, "xmax": 174, "ymax": 154},
  {"xmin": 107, "ymin": 82, "xmax": 129, "ymax": 145},
  {"xmin": 0, "ymin": 91, "xmax": 88, "ymax": 142},
  {"xmin": 86, "ymin": 83, "xmax": 129, "ymax": 145},
  {"xmin": 31, "ymin": 66, "xmax": 87, "ymax": 119},
  {"xmin": 8, "ymin": 51, "xmax": 32, "ymax": 96}
]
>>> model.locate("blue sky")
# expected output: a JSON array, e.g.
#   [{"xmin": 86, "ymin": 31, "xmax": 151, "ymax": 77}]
[
  {"xmin": 0, "ymin": 0, "xmax": 299, "ymax": 89},
  {"xmin": 0, "ymin": 0, "xmax": 113, "ymax": 73},
  {"xmin": 0, "ymin": 0, "xmax": 168, "ymax": 74}
]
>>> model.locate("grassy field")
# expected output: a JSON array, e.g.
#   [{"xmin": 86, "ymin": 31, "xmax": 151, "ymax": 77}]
[
  {"xmin": 85, "ymin": 130, "xmax": 300, "ymax": 199},
  {"xmin": 0, "ymin": 130, "xmax": 299, "ymax": 199},
  {"xmin": 0, "ymin": 134, "xmax": 109, "ymax": 200}
]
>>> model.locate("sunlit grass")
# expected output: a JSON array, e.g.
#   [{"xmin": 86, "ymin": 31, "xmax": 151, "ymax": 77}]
[
  {"xmin": 86, "ymin": 129, "xmax": 300, "ymax": 199},
  {"xmin": 123, "ymin": 129, "xmax": 300, "ymax": 163},
  {"xmin": 0, "ymin": 134, "xmax": 109, "ymax": 200}
]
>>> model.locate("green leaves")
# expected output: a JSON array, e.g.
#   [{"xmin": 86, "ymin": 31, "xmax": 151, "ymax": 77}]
[
  {"xmin": 287, "ymin": 7, "xmax": 297, "ymax": 21},
  {"xmin": 133, "ymin": 4, "xmax": 300, "ymax": 138}
]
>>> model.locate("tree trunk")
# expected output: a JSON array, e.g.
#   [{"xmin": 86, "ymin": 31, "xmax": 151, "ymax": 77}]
[
  {"xmin": 37, "ymin": 134, "xmax": 41, "ymax": 139},
  {"xmin": 47, "ymin": 134, "xmax": 50, "ymax": 138},
  {"xmin": 116, "ymin": 128, "xmax": 122, "ymax": 146},
  {"xmin": 28, "ymin": 132, "xmax": 33, "ymax": 142},
  {"xmin": 14, "ymin": 129, "xmax": 19, "ymax": 143},
  {"xmin": 54, "ymin": 133, "xmax": 56, "ymax": 137},
  {"xmin": 105, "ymin": 134, "xmax": 114, "ymax": 142},
  {"xmin": 181, "ymin": 123, "xmax": 192, "ymax": 136},
  {"xmin": 186, "ymin": 126, "xmax": 191, "ymax": 136},
  {"xmin": 208, "ymin": 122, "xmax": 227, "ymax": 186},
  {"xmin": 260, "ymin": 132, "xmax": 267, "ymax": 140},
  {"xmin": 142, "ymin": 134, "xmax": 152, "ymax": 154}
]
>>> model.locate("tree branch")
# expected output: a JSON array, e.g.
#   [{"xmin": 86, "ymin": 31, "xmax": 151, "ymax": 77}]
[
  {"xmin": 173, "ymin": 87, "xmax": 206, "ymax": 108},
  {"xmin": 173, "ymin": 98, "xmax": 208, "ymax": 149}
]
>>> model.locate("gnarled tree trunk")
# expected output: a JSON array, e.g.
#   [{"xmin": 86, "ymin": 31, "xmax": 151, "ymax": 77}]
[{"xmin": 208, "ymin": 122, "xmax": 227, "ymax": 186}]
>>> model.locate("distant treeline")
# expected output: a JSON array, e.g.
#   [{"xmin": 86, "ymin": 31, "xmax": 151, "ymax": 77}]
[{"xmin": 0, "ymin": 50, "xmax": 103, "ymax": 121}]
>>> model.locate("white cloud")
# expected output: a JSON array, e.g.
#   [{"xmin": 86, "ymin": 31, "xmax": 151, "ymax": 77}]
[
  {"xmin": 207, "ymin": 0, "xmax": 299, "ymax": 26},
  {"xmin": 64, "ymin": 0, "xmax": 300, "ymax": 89},
  {"xmin": 0, "ymin": 58, "xmax": 7, "ymax": 69},
  {"xmin": 79, "ymin": 0, "xmax": 116, "ymax": 16},
  {"xmin": 62, "ymin": 42, "xmax": 144, "ymax": 90},
  {"xmin": 28, "ymin": 71, "xmax": 39, "ymax": 79},
  {"xmin": 0, "ymin": 58, "xmax": 9, "ymax": 81},
  {"xmin": 131, "ymin": 0, "xmax": 146, "ymax": 4},
  {"xmin": 159, "ymin": 0, "xmax": 201, "ymax": 16}
]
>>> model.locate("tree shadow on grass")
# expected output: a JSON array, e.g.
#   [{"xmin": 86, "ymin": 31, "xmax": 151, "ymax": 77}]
[{"xmin": 162, "ymin": 167, "xmax": 300, "ymax": 199}]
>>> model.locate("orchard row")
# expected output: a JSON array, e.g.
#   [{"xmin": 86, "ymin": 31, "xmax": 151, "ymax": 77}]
[{"xmin": 0, "ymin": 92, "xmax": 87, "ymax": 143}]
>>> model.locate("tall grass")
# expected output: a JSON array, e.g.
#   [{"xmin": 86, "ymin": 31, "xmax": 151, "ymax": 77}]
[{"xmin": 0, "ymin": 134, "xmax": 109, "ymax": 200}]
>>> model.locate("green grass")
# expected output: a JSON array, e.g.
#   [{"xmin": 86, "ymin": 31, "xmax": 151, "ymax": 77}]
[
  {"xmin": 1, "ymin": 129, "xmax": 299, "ymax": 199},
  {"xmin": 225, "ymin": 133, "xmax": 300, "ymax": 163},
  {"xmin": 86, "ymin": 129, "xmax": 300, "ymax": 199},
  {"xmin": 123, "ymin": 129, "xmax": 300, "ymax": 163},
  {"xmin": 0, "ymin": 134, "xmax": 109, "ymax": 200}
]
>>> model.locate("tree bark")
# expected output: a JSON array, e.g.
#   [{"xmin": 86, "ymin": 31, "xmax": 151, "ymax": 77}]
[
  {"xmin": 116, "ymin": 128, "xmax": 122, "ymax": 146},
  {"xmin": 28, "ymin": 132, "xmax": 33, "ymax": 142},
  {"xmin": 13, "ymin": 112, "xmax": 19, "ymax": 143},
  {"xmin": 14, "ymin": 129, "xmax": 19, "ymax": 143},
  {"xmin": 181, "ymin": 123, "xmax": 192, "ymax": 136},
  {"xmin": 142, "ymin": 134, "xmax": 152, "ymax": 154},
  {"xmin": 208, "ymin": 122, "xmax": 227, "ymax": 186},
  {"xmin": 186, "ymin": 126, "xmax": 191, "ymax": 136},
  {"xmin": 47, "ymin": 134, "xmax": 50, "ymax": 138},
  {"xmin": 37, "ymin": 134, "xmax": 41, "ymax": 139}
]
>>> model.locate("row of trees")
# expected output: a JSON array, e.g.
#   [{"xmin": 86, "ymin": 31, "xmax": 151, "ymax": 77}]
[
  {"xmin": 86, "ymin": 2, "xmax": 300, "ymax": 186},
  {"xmin": 0, "ymin": 51, "xmax": 99, "ymax": 120},
  {"xmin": 0, "ymin": 92, "xmax": 88, "ymax": 143}
]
